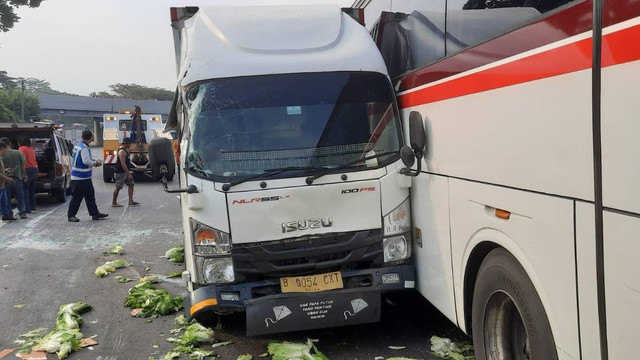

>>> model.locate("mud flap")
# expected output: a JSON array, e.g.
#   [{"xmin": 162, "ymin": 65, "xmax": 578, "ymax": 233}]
[{"xmin": 246, "ymin": 289, "xmax": 380, "ymax": 336}]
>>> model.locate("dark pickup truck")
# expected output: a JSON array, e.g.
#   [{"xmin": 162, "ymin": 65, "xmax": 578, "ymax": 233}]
[{"xmin": 0, "ymin": 123, "xmax": 72, "ymax": 202}]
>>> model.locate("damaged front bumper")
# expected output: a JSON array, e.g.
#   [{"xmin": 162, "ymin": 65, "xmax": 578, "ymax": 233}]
[{"xmin": 185, "ymin": 264, "xmax": 415, "ymax": 336}]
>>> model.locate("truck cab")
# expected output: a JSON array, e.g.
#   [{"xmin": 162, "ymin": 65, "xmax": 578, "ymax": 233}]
[{"xmin": 159, "ymin": 5, "xmax": 424, "ymax": 335}]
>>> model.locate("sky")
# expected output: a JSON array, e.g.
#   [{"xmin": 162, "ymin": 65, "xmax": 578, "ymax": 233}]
[{"xmin": 0, "ymin": 0, "xmax": 352, "ymax": 96}]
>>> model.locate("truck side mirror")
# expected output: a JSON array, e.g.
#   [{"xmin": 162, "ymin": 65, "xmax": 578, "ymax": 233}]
[
  {"xmin": 409, "ymin": 111, "xmax": 426, "ymax": 156},
  {"xmin": 400, "ymin": 111, "xmax": 427, "ymax": 177}
]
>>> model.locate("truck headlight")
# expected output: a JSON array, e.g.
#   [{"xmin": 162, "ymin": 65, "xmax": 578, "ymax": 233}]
[
  {"xmin": 190, "ymin": 219, "xmax": 233, "ymax": 284},
  {"xmin": 382, "ymin": 198, "xmax": 411, "ymax": 262},
  {"xmin": 202, "ymin": 257, "xmax": 234, "ymax": 283}
]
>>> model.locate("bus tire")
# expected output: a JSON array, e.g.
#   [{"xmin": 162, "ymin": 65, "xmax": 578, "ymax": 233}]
[{"xmin": 471, "ymin": 248, "xmax": 557, "ymax": 360}]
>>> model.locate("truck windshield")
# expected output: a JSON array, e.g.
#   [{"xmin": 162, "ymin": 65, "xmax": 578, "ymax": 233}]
[{"xmin": 186, "ymin": 71, "xmax": 402, "ymax": 180}]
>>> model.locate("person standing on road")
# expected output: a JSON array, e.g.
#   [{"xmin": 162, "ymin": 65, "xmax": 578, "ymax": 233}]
[
  {"xmin": 67, "ymin": 130, "xmax": 108, "ymax": 222},
  {"xmin": 111, "ymin": 138, "xmax": 139, "ymax": 207},
  {"xmin": 19, "ymin": 137, "xmax": 38, "ymax": 213},
  {"xmin": 0, "ymin": 140, "xmax": 17, "ymax": 221},
  {"xmin": 1, "ymin": 137, "xmax": 28, "ymax": 219}
]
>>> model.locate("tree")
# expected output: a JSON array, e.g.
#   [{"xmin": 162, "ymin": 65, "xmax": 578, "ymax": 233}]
[
  {"xmin": 0, "ymin": 88, "xmax": 40, "ymax": 122},
  {"xmin": 0, "ymin": 70, "xmax": 16, "ymax": 89},
  {"xmin": 90, "ymin": 83, "xmax": 174, "ymax": 101},
  {"xmin": 0, "ymin": 0, "xmax": 44, "ymax": 32}
]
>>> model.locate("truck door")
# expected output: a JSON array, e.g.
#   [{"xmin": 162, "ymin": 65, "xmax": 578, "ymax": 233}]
[{"xmin": 600, "ymin": 2, "xmax": 640, "ymax": 358}]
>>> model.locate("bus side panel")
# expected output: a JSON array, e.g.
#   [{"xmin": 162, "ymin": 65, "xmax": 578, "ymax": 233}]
[
  {"xmin": 601, "ymin": 18, "xmax": 640, "ymax": 214},
  {"xmin": 602, "ymin": 211, "xmax": 640, "ymax": 359},
  {"xmin": 448, "ymin": 179, "xmax": 579, "ymax": 360},
  {"xmin": 403, "ymin": 66, "xmax": 594, "ymax": 201},
  {"xmin": 411, "ymin": 173, "xmax": 457, "ymax": 325},
  {"xmin": 575, "ymin": 201, "xmax": 601, "ymax": 360},
  {"xmin": 601, "ymin": 8, "xmax": 640, "ymax": 359}
]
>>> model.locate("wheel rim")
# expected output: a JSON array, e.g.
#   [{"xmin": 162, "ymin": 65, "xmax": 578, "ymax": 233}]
[{"xmin": 484, "ymin": 290, "xmax": 531, "ymax": 360}]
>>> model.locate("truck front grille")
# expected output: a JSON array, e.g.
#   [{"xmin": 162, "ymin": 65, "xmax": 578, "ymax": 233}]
[{"xmin": 232, "ymin": 229, "xmax": 383, "ymax": 280}]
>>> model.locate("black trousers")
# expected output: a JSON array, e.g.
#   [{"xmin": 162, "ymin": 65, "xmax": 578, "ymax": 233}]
[{"xmin": 67, "ymin": 179, "xmax": 99, "ymax": 218}]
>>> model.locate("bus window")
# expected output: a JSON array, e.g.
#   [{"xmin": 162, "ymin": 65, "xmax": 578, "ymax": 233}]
[
  {"xmin": 446, "ymin": 0, "xmax": 574, "ymax": 55},
  {"xmin": 376, "ymin": 0, "xmax": 446, "ymax": 78}
]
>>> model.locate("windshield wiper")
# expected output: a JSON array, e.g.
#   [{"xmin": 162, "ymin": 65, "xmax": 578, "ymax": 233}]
[
  {"xmin": 221, "ymin": 166, "xmax": 327, "ymax": 191},
  {"xmin": 305, "ymin": 151, "xmax": 397, "ymax": 185},
  {"xmin": 186, "ymin": 163, "xmax": 211, "ymax": 179}
]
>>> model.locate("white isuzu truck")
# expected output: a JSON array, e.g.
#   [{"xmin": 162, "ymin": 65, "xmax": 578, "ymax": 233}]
[{"xmin": 150, "ymin": 5, "xmax": 428, "ymax": 335}]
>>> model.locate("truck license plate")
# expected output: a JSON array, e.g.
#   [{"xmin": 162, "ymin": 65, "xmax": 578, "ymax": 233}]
[{"xmin": 280, "ymin": 271, "xmax": 343, "ymax": 293}]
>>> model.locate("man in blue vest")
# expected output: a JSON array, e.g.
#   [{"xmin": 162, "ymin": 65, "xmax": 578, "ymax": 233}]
[{"xmin": 67, "ymin": 130, "xmax": 108, "ymax": 222}]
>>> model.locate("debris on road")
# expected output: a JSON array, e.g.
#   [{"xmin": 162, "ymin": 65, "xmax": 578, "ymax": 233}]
[
  {"xmin": 164, "ymin": 246, "xmax": 184, "ymax": 263},
  {"xmin": 79, "ymin": 338, "xmax": 98, "ymax": 348},
  {"xmin": 168, "ymin": 271, "xmax": 182, "ymax": 278},
  {"xmin": 13, "ymin": 304, "xmax": 26, "ymax": 309},
  {"xmin": 237, "ymin": 355, "xmax": 252, "ymax": 360},
  {"xmin": 164, "ymin": 317, "xmax": 215, "ymax": 360},
  {"xmin": 15, "ymin": 350, "xmax": 46, "ymax": 360},
  {"xmin": 430, "ymin": 336, "xmax": 474, "ymax": 360},
  {"xmin": 267, "ymin": 339, "xmax": 329, "ymax": 360},
  {"xmin": 56, "ymin": 302, "xmax": 92, "ymax": 330},
  {"xmin": 124, "ymin": 278, "xmax": 183, "ymax": 318},
  {"xmin": 211, "ymin": 341, "xmax": 232, "ymax": 348},
  {"xmin": 115, "ymin": 275, "xmax": 134, "ymax": 283},
  {"xmin": 104, "ymin": 244, "xmax": 125, "ymax": 255},
  {"xmin": 388, "ymin": 346, "xmax": 407, "ymax": 350},
  {"xmin": 95, "ymin": 259, "xmax": 129, "ymax": 277},
  {"xmin": 0, "ymin": 349, "xmax": 14, "ymax": 359},
  {"xmin": 14, "ymin": 302, "xmax": 94, "ymax": 359}
]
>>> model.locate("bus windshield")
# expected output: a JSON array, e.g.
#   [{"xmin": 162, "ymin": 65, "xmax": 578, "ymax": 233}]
[{"xmin": 185, "ymin": 71, "xmax": 402, "ymax": 181}]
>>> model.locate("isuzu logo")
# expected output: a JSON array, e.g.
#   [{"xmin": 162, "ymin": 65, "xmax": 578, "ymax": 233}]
[{"xmin": 281, "ymin": 218, "xmax": 333, "ymax": 233}]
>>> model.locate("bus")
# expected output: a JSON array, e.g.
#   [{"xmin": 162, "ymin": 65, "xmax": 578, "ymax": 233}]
[{"xmin": 354, "ymin": 0, "xmax": 639, "ymax": 359}]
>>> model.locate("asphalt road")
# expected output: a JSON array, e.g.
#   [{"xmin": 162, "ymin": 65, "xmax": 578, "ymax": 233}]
[{"xmin": 0, "ymin": 150, "xmax": 465, "ymax": 360}]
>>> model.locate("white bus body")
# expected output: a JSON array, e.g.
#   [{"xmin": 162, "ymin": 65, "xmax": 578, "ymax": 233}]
[{"xmin": 356, "ymin": 0, "xmax": 640, "ymax": 359}]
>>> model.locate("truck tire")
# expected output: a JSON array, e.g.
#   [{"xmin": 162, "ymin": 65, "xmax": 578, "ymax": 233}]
[
  {"xmin": 471, "ymin": 248, "xmax": 557, "ymax": 360},
  {"xmin": 149, "ymin": 138, "xmax": 176, "ymax": 180},
  {"xmin": 103, "ymin": 164, "xmax": 114, "ymax": 183}
]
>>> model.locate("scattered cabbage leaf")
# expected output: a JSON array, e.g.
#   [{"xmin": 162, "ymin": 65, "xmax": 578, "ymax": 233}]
[
  {"xmin": 95, "ymin": 259, "xmax": 129, "ymax": 277},
  {"xmin": 124, "ymin": 279, "xmax": 183, "ymax": 317},
  {"xmin": 430, "ymin": 336, "xmax": 474, "ymax": 360},
  {"xmin": 105, "ymin": 244, "xmax": 125, "ymax": 255},
  {"xmin": 164, "ymin": 246, "xmax": 185, "ymax": 263},
  {"xmin": 267, "ymin": 339, "xmax": 329, "ymax": 360}
]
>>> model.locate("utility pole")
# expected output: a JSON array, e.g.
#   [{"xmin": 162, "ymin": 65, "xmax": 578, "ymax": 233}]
[{"xmin": 20, "ymin": 79, "xmax": 25, "ymax": 123}]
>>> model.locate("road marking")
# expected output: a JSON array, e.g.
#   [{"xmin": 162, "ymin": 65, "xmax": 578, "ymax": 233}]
[{"xmin": 26, "ymin": 204, "xmax": 64, "ymax": 229}]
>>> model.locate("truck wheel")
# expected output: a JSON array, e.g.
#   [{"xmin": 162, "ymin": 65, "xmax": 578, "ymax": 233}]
[
  {"xmin": 149, "ymin": 138, "xmax": 175, "ymax": 180},
  {"xmin": 471, "ymin": 248, "xmax": 557, "ymax": 360},
  {"xmin": 103, "ymin": 165, "xmax": 114, "ymax": 183}
]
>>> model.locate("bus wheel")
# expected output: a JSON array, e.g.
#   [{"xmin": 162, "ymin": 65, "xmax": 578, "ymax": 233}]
[{"xmin": 471, "ymin": 248, "xmax": 557, "ymax": 360}]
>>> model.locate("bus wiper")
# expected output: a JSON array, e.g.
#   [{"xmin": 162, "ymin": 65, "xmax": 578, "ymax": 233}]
[
  {"xmin": 305, "ymin": 151, "xmax": 397, "ymax": 185},
  {"xmin": 221, "ymin": 166, "xmax": 327, "ymax": 192}
]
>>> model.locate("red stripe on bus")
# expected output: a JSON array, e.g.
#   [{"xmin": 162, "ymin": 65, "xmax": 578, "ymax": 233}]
[{"xmin": 398, "ymin": 23, "xmax": 640, "ymax": 109}]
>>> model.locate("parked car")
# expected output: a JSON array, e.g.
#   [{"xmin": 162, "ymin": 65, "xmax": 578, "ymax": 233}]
[{"xmin": 0, "ymin": 123, "xmax": 72, "ymax": 202}]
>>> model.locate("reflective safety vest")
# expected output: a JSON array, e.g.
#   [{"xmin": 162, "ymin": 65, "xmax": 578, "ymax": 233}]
[{"xmin": 71, "ymin": 141, "xmax": 92, "ymax": 180}]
